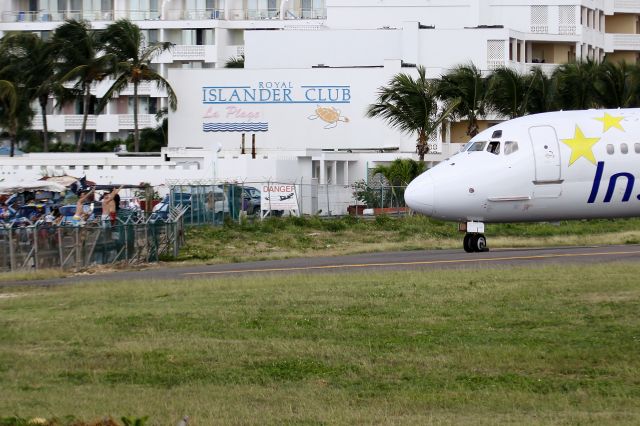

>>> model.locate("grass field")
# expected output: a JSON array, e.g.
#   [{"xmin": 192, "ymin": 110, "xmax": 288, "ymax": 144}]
[
  {"xmin": 176, "ymin": 215, "xmax": 640, "ymax": 264},
  {"xmin": 1, "ymin": 264, "xmax": 639, "ymax": 424}
]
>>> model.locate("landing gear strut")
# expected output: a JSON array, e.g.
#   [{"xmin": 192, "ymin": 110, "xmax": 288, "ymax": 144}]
[{"xmin": 460, "ymin": 221, "xmax": 489, "ymax": 253}]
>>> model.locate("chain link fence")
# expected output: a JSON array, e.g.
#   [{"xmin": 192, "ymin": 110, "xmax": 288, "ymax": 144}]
[
  {"xmin": 0, "ymin": 213, "xmax": 185, "ymax": 272},
  {"xmin": 166, "ymin": 180, "xmax": 409, "ymax": 225}
]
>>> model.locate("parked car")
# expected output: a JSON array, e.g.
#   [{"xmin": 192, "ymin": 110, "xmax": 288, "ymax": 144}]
[
  {"xmin": 242, "ymin": 186, "xmax": 261, "ymax": 215},
  {"xmin": 151, "ymin": 187, "xmax": 230, "ymax": 222}
]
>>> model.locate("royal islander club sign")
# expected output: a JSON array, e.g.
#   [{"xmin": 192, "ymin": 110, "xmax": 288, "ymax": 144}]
[
  {"xmin": 201, "ymin": 82, "xmax": 352, "ymax": 132},
  {"xmin": 168, "ymin": 68, "xmax": 439, "ymax": 154}
]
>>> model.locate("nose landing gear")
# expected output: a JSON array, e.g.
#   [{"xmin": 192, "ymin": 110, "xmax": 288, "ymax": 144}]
[{"xmin": 460, "ymin": 221, "xmax": 489, "ymax": 253}]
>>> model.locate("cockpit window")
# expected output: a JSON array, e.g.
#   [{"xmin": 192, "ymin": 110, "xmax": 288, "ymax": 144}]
[
  {"xmin": 504, "ymin": 141, "xmax": 519, "ymax": 155},
  {"xmin": 467, "ymin": 141, "xmax": 487, "ymax": 152},
  {"xmin": 487, "ymin": 141, "xmax": 500, "ymax": 155}
]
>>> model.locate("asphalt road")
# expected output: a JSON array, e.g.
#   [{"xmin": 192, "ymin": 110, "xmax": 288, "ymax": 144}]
[{"xmin": 3, "ymin": 244, "xmax": 640, "ymax": 287}]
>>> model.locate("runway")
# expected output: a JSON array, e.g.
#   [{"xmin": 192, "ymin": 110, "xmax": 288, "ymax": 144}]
[{"xmin": 3, "ymin": 244, "xmax": 640, "ymax": 287}]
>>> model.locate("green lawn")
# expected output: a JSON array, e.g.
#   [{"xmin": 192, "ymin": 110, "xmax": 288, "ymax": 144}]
[
  {"xmin": 1, "ymin": 264, "xmax": 639, "ymax": 424},
  {"xmin": 176, "ymin": 215, "xmax": 640, "ymax": 264}
]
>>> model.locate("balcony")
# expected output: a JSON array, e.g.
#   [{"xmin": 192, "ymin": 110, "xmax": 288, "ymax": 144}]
[
  {"xmin": 227, "ymin": 8, "xmax": 326, "ymax": 20},
  {"xmin": 30, "ymin": 114, "xmax": 159, "ymax": 132},
  {"xmin": 605, "ymin": 33, "xmax": 640, "ymax": 52},
  {"xmin": 614, "ymin": 0, "xmax": 640, "ymax": 14},
  {"xmin": 0, "ymin": 7, "xmax": 326, "ymax": 23},
  {"xmin": 503, "ymin": 61, "xmax": 560, "ymax": 76},
  {"xmin": 118, "ymin": 114, "xmax": 158, "ymax": 129}
]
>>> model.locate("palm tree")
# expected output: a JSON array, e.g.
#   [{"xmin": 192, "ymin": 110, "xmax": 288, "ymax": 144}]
[
  {"xmin": 367, "ymin": 65, "xmax": 458, "ymax": 161},
  {"xmin": 486, "ymin": 67, "xmax": 529, "ymax": 119},
  {"xmin": 373, "ymin": 158, "xmax": 425, "ymax": 187},
  {"xmin": 98, "ymin": 19, "xmax": 177, "ymax": 152},
  {"xmin": 436, "ymin": 63, "xmax": 489, "ymax": 137},
  {"xmin": 594, "ymin": 60, "xmax": 640, "ymax": 108},
  {"xmin": 372, "ymin": 158, "xmax": 425, "ymax": 207},
  {"xmin": 524, "ymin": 66, "xmax": 556, "ymax": 114},
  {"xmin": 552, "ymin": 60, "xmax": 600, "ymax": 110},
  {"xmin": 225, "ymin": 55, "xmax": 245, "ymax": 68},
  {"xmin": 0, "ymin": 80, "xmax": 18, "ymax": 156},
  {"xmin": 52, "ymin": 19, "xmax": 111, "ymax": 152},
  {"xmin": 0, "ymin": 33, "xmax": 59, "ymax": 152}
]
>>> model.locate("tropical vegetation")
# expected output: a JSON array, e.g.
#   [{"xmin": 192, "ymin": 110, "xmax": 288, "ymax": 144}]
[
  {"xmin": 367, "ymin": 65, "xmax": 459, "ymax": 161},
  {"xmin": 368, "ymin": 59, "xmax": 640, "ymax": 155},
  {"xmin": 4, "ymin": 23, "xmax": 640, "ymax": 158},
  {"xmin": 98, "ymin": 19, "xmax": 177, "ymax": 152},
  {"xmin": 0, "ymin": 19, "xmax": 175, "ymax": 156}
]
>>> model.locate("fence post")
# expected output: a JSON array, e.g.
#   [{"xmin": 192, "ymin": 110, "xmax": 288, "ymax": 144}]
[
  {"xmin": 325, "ymin": 182, "xmax": 330, "ymax": 216},
  {"xmin": 74, "ymin": 227, "xmax": 81, "ymax": 271},
  {"xmin": 8, "ymin": 228, "xmax": 16, "ymax": 271},
  {"xmin": 267, "ymin": 178, "xmax": 272, "ymax": 218},
  {"xmin": 33, "ymin": 225, "xmax": 39, "ymax": 270},
  {"xmin": 173, "ymin": 222, "xmax": 179, "ymax": 258},
  {"xmin": 57, "ymin": 227, "xmax": 64, "ymax": 268},
  {"xmin": 299, "ymin": 178, "xmax": 304, "ymax": 216},
  {"xmin": 124, "ymin": 224, "xmax": 129, "ymax": 262}
]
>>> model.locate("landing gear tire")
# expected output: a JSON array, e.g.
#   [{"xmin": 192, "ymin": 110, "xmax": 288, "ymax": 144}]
[
  {"xmin": 463, "ymin": 233, "xmax": 488, "ymax": 252},
  {"xmin": 463, "ymin": 233, "xmax": 474, "ymax": 253}
]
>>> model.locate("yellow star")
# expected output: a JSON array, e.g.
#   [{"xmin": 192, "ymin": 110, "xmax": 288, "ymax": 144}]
[
  {"xmin": 561, "ymin": 126, "xmax": 600, "ymax": 166},
  {"xmin": 594, "ymin": 112, "xmax": 624, "ymax": 132}
]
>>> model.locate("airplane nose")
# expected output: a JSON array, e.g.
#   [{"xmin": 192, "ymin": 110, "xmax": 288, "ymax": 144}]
[{"xmin": 405, "ymin": 174, "xmax": 434, "ymax": 216}]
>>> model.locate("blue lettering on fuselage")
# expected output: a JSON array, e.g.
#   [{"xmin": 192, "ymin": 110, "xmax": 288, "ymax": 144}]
[{"xmin": 588, "ymin": 161, "xmax": 637, "ymax": 203}]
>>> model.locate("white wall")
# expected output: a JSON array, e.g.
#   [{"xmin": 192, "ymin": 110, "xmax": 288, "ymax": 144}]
[
  {"xmin": 167, "ymin": 64, "xmax": 425, "ymax": 156},
  {"xmin": 419, "ymin": 28, "xmax": 511, "ymax": 73},
  {"xmin": 325, "ymin": 0, "xmax": 478, "ymax": 29},
  {"xmin": 245, "ymin": 29, "xmax": 402, "ymax": 69}
]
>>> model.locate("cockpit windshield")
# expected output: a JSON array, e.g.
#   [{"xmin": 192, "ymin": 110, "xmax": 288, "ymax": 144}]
[
  {"xmin": 466, "ymin": 141, "xmax": 487, "ymax": 152},
  {"xmin": 487, "ymin": 141, "xmax": 500, "ymax": 155}
]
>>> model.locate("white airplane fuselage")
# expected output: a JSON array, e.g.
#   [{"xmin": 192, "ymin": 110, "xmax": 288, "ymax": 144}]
[{"xmin": 405, "ymin": 108, "xmax": 640, "ymax": 230}]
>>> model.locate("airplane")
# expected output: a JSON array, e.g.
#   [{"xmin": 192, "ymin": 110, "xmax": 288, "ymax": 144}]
[{"xmin": 404, "ymin": 108, "xmax": 640, "ymax": 253}]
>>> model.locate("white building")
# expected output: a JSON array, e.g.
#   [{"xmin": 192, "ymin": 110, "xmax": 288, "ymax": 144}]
[{"xmin": 2, "ymin": 0, "xmax": 640, "ymax": 207}]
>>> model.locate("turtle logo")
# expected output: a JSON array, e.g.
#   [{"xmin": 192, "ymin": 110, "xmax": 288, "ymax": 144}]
[{"xmin": 308, "ymin": 106, "xmax": 349, "ymax": 129}]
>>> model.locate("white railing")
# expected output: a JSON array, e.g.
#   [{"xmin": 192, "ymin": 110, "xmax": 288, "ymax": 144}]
[
  {"xmin": 1, "ymin": 7, "xmax": 325, "ymax": 22},
  {"xmin": 64, "ymin": 115, "xmax": 97, "ymax": 130},
  {"xmin": 118, "ymin": 114, "xmax": 158, "ymax": 129},
  {"xmin": 0, "ymin": 8, "xmax": 228, "ymax": 22},
  {"xmin": 609, "ymin": 33, "xmax": 640, "ymax": 51},
  {"xmin": 29, "ymin": 114, "xmax": 158, "ymax": 131},
  {"xmin": 530, "ymin": 25, "xmax": 548, "ymax": 34},
  {"xmin": 559, "ymin": 25, "xmax": 576, "ymax": 35},
  {"xmin": 525, "ymin": 63, "xmax": 560, "ymax": 76},
  {"xmin": 614, "ymin": 0, "xmax": 640, "ymax": 13},
  {"xmin": 170, "ymin": 45, "xmax": 206, "ymax": 61}
]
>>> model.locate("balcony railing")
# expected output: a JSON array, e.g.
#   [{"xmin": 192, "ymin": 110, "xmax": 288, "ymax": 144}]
[
  {"xmin": 0, "ymin": 8, "xmax": 225, "ymax": 22},
  {"xmin": 503, "ymin": 60, "xmax": 561, "ymax": 76},
  {"xmin": 65, "ymin": 115, "xmax": 97, "ymax": 130},
  {"xmin": 118, "ymin": 114, "xmax": 158, "ymax": 129},
  {"xmin": 614, "ymin": 0, "xmax": 640, "ymax": 13},
  {"xmin": 607, "ymin": 33, "xmax": 640, "ymax": 51},
  {"xmin": 0, "ymin": 7, "xmax": 327, "ymax": 22},
  {"xmin": 30, "ymin": 114, "xmax": 158, "ymax": 131},
  {"xmin": 227, "ymin": 8, "xmax": 326, "ymax": 20}
]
